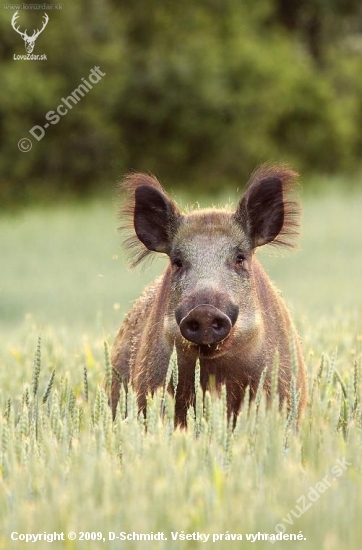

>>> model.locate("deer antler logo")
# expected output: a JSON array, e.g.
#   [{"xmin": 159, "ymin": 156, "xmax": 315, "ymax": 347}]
[{"xmin": 11, "ymin": 11, "xmax": 49, "ymax": 54}]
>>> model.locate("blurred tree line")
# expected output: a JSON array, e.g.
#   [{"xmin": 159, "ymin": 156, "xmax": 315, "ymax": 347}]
[{"xmin": 1, "ymin": 0, "xmax": 362, "ymax": 204}]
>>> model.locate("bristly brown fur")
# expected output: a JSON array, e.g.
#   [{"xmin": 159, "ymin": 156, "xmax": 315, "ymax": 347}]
[
  {"xmin": 119, "ymin": 172, "xmax": 172, "ymax": 268},
  {"xmin": 245, "ymin": 163, "xmax": 301, "ymax": 249}
]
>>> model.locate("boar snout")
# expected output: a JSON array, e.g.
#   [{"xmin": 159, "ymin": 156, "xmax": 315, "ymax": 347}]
[{"xmin": 178, "ymin": 304, "xmax": 237, "ymax": 345}]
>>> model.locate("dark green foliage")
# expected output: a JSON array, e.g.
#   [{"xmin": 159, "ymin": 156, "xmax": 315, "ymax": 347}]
[
  {"xmin": 276, "ymin": 0, "xmax": 362, "ymax": 64},
  {"xmin": 1, "ymin": 1, "xmax": 362, "ymax": 205}
]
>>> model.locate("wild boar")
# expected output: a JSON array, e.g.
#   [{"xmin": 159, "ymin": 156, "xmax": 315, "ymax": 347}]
[{"xmin": 111, "ymin": 165, "xmax": 307, "ymax": 425}]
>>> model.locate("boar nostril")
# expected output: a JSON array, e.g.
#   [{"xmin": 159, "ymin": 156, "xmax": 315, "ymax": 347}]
[
  {"xmin": 212, "ymin": 319, "xmax": 222, "ymax": 330},
  {"xmin": 179, "ymin": 305, "xmax": 232, "ymax": 345},
  {"xmin": 189, "ymin": 320, "xmax": 199, "ymax": 333}
]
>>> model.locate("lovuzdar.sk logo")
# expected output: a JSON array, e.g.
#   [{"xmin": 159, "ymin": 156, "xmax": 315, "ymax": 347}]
[{"xmin": 11, "ymin": 10, "xmax": 48, "ymax": 56}]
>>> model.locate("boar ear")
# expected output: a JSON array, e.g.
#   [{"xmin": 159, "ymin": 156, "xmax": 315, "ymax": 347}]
[
  {"xmin": 119, "ymin": 173, "xmax": 181, "ymax": 267},
  {"xmin": 235, "ymin": 165, "xmax": 301, "ymax": 249},
  {"xmin": 134, "ymin": 185, "xmax": 180, "ymax": 252}
]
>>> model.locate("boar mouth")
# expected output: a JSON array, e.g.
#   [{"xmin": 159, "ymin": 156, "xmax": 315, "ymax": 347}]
[
  {"xmin": 197, "ymin": 341, "xmax": 228, "ymax": 358},
  {"xmin": 185, "ymin": 336, "xmax": 232, "ymax": 359}
]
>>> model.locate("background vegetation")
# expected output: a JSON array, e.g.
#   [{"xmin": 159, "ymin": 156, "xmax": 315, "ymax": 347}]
[{"xmin": 1, "ymin": 0, "xmax": 362, "ymax": 205}]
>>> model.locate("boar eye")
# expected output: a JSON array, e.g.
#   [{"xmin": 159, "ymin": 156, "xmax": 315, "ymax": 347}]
[
  {"xmin": 235, "ymin": 253, "xmax": 246, "ymax": 269},
  {"xmin": 173, "ymin": 258, "xmax": 183, "ymax": 269}
]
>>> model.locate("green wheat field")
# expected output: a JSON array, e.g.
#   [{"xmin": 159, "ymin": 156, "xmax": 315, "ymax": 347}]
[{"xmin": 0, "ymin": 186, "xmax": 361, "ymax": 549}]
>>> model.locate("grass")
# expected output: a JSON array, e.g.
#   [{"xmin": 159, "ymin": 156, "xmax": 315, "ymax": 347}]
[{"xmin": 0, "ymin": 188, "xmax": 361, "ymax": 549}]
